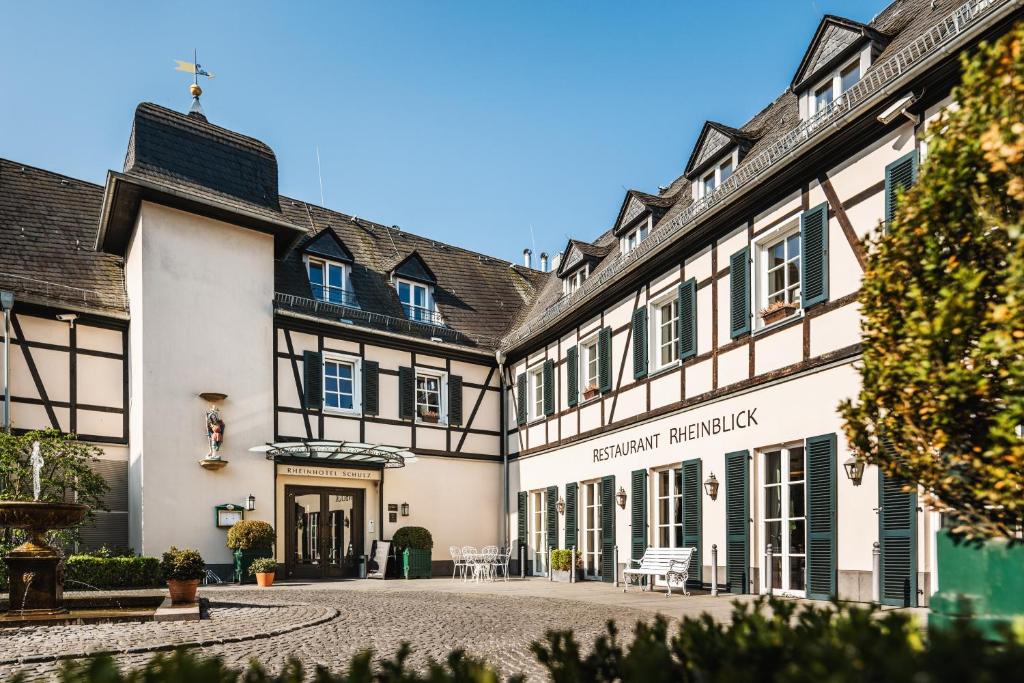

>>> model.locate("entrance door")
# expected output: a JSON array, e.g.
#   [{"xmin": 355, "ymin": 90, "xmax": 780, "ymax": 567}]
[
  {"xmin": 286, "ymin": 485, "xmax": 364, "ymax": 579},
  {"xmin": 582, "ymin": 480, "xmax": 603, "ymax": 579},
  {"xmin": 530, "ymin": 489, "xmax": 548, "ymax": 575},
  {"xmin": 761, "ymin": 445, "xmax": 807, "ymax": 597}
]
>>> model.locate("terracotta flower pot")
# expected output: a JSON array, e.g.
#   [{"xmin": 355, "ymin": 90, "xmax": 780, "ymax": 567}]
[
  {"xmin": 167, "ymin": 578, "xmax": 200, "ymax": 604},
  {"xmin": 256, "ymin": 571, "xmax": 276, "ymax": 588}
]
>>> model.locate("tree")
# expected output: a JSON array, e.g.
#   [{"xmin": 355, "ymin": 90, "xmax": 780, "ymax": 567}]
[{"xmin": 839, "ymin": 24, "xmax": 1024, "ymax": 539}]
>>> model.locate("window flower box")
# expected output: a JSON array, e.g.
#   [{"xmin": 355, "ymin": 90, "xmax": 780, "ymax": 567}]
[
  {"xmin": 582, "ymin": 384, "xmax": 600, "ymax": 401},
  {"xmin": 759, "ymin": 300, "xmax": 798, "ymax": 326},
  {"xmin": 419, "ymin": 410, "xmax": 439, "ymax": 424}
]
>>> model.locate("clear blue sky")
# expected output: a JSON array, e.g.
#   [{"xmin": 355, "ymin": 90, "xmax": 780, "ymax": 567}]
[{"xmin": 0, "ymin": 1, "xmax": 891, "ymax": 265}]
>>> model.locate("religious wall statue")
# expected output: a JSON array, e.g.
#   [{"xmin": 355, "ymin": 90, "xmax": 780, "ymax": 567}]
[{"xmin": 206, "ymin": 406, "xmax": 225, "ymax": 459}]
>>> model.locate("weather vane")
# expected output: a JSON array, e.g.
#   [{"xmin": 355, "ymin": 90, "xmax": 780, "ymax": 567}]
[{"xmin": 174, "ymin": 49, "xmax": 215, "ymax": 117}]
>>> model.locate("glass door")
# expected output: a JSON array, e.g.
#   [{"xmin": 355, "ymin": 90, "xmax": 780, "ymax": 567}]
[
  {"xmin": 291, "ymin": 492, "xmax": 323, "ymax": 579},
  {"xmin": 531, "ymin": 489, "xmax": 547, "ymax": 575},
  {"xmin": 582, "ymin": 481, "xmax": 602, "ymax": 579},
  {"xmin": 762, "ymin": 445, "xmax": 807, "ymax": 596},
  {"xmin": 286, "ymin": 486, "xmax": 365, "ymax": 579}
]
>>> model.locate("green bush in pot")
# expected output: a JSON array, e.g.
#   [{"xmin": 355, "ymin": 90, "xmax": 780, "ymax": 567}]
[
  {"xmin": 226, "ymin": 519, "xmax": 274, "ymax": 584},
  {"xmin": 160, "ymin": 547, "xmax": 205, "ymax": 604},
  {"xmin": 392, "ymin": 526, "xmax": 432, "ymax": 579}
]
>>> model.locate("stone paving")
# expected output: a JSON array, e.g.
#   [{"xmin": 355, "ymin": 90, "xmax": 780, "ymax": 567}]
[{"xmin": 0, "ymin": 578, "xmax": 926, "ymax": 681}]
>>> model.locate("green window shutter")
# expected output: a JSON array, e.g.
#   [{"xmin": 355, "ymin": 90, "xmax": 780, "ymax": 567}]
[
  {"xmin": 678, "ymin": 278, "xmax": 697, "ymax": 361},
  {"xmin": 517, "ymin": 491, "xmax": 528, "ymax": 551},
  {"xmin": 725, "ymin": 450, "xmax": 749, "ymax": 594},
  {"xmin": 516, "ymin": 373, "xmax": 527, "ymax": 426},
  {"xmin": 566, "ymin": 346, "xmax": 579, "ymax": 408},
  {"xmin": 729, "ymin": 248, "xmax": 751, "ymax": 339},
  {"xmin": 543, "ymin": 360, "xmax": 555, "ymax": 417},
  {"xmin": 598, "ymin": 327, "xmax": 612, "ymax": 393},
  {"xmin": 546, "ymin": 485, "xmax": 559, "ymax": 550},
  {"xmin": 681, "ymin": 458, "xmax": 703, "ymax": 588},
  {"xmin": 362, "ymin": 360, "xmax": 379, "ymax": 416},
  {"xmin": 564, "ymin": 482, "xmax": 578, "ymax": 550},
  {"xmin": 879, "ymin": 466, "xmax": 917, "ymax": 607},
  {"xmin": 398, "ymin": 366, "xmax": 415, "ymax": 420},
  {"xmin": 800, "ymin": 203, "xmax": 830, "ymax": 309},
  {"xmin": 630, "ymin": 469, "xmax": 647, "ymax": 562},
  {"xmin": 884, "ymin": 151, "xmax": 918, "ymax": 229},
  {"xmin": 302, "ymin": 351, "xmax": 323, "ymax": 409},
  {"xmin": 448, "ymin": 374, "xmax": 463, "ymax": 426},
  {"xmin": 806, "ymin": 433, "xmax": 837, "ymax": 600},
  {"xmin": 632, "ymin": 307, "xmax": 648, "ymax": 379},
  {"xmin": 600, "ymin": 475, "xmax": 615, "ymax": 583}
]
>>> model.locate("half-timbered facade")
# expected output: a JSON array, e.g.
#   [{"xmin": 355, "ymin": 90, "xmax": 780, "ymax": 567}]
[{"xmin": 0, "ymin": 0, "xmax": 1017, "ymax": 599}]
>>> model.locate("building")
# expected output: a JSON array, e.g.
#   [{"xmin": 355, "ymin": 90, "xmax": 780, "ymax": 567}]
[{"xmin": 0, "ymin": 0, "xmax": 1017, "ymax": 603}]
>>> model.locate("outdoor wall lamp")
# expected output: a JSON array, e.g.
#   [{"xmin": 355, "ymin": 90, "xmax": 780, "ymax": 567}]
[
  {"xmin": 556, "ymin": 496, "xmax": 565, "ymax": 515},
  {"xmin": 844, "ymin": 457, "xmax": 866, "ymax": 486},
  {"xmin": 401, "ymin": 502, "xmax": 410, "ymax": 517},
  {"xmin": 704, "ymin": 472, "xmax": 720, "ymax": 500},
  {"xmin": 615, "ymin": 486, "xmax": 627, "ymax": 509},
  {"xmin": 246, "ymin": 493, "xmax": 256, "ymax": 511}
]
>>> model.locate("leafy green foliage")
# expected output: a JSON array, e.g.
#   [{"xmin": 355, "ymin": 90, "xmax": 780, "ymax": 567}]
[
  {"xmin": 840, "ymin": 23, "xmax": 1024, "ymax": 539},
  {"xmin": 66, "ymin": 555, "xmax": 161, "ymax": 589},
  {"xmin": 0, "ymin": 428, "xmax": 108, "ymax": 515},
  {"xmin": 248, "ymin": 557, "xmax": 278, "ymax": 575},
  {"xmin": 551, "ymin": 549, "xmax": 581, "ymax": 571},
  {"xmin": 159, "ymin": 547, "xmax": 206, "ymax": 581},
  {"xmin": 392, "ymin": 526, "xmax": 433, "ymax": 551},
  {"xmin": 225, "ymin": 519, "xmax": 275, "ymax": 550}
]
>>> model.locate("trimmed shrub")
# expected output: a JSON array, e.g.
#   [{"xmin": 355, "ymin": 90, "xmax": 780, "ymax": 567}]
[
  {"xmin": 226, "ymin": 520, "xmax": 275, "ymax": 550},
  {"xmin": 248, "ymin": 558, "xmax": 278, "ymax": 576},
  {"xmin": 550, "ymin": 549, "xmax": 580, "ymax": 572},
  {"xmin": 159, "ymin": 547, "xmax": 205, "ymax": 582},
  {"xmin": 65, "ymin": 555, "xmax": 161, "ymax": 589},
  {"xmin": 392, "ymin": 526, "xmax": 433, "ymax": 551}
]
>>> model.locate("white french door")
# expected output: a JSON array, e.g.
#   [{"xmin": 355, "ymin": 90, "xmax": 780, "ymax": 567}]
[
  {"xmin": 530, "ymin": 489, "xmax": 547, "ymax": 575},
  {"xmin": 582, "ymin": 481, "xmax": 602, "ymax": 579},
  {"xmin": 761, "ymin": 444, "xmax": 807, "ymax": 597},
  {"xmin": 655, "ymin": 468, "xmax": 683, "ymax": 548}
]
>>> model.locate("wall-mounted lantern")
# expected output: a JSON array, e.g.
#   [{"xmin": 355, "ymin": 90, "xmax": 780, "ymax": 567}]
[
  {"xmin": 400, "ymin": 502, "xmax": 410, "ymax": 517},
  {"xmin": 246, "ymin": 493, "xmax": 256, "ymax": 511},
  {"xmin": 615, "ymin": 486, "xmax": 627, "ymax": 509},
  {"xmin": 843, "ymin": 457, "xmax": 865, "ymax": 485},
  {"xmin": 556, "ymin": 496, "xmax": 565, "ymax": 515},
  {"xmin": 704, "ymin": 472, "xmax": 720, "ymax": 500}
]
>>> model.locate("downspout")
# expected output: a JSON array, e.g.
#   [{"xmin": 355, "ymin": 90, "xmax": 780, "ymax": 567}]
[
  {"xmin": 495, "ymin": 348, "xmax": 508, "ymax": 548},
  {"xmin": 1, "ymin": 290, "xmax": 13, "ymax": 434}
]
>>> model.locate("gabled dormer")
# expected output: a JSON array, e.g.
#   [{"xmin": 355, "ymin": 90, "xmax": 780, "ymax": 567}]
[
  {"xmin": 792, "ymin": 15, "xmax": 891, "ymax": 121},
  {"xmin": 388, "ymin": 251, "xmax": 442, "ymax": 324},
  {"xmin": 612, "ymin": 190, "xmax": 674, "ymax": 255},
  {"xmin": 685, "ymin": 122, "xmax": 758, "ymax": 200},
  {"xmin": 302, "ymin": 229, "xmax": 357, "ymax": 306},
  {"xmin": 557, "ymin": 239, "xmax": 610, "ymax": 296}
]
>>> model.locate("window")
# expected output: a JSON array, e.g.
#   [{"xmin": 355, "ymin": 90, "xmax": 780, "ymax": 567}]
[
  {"xmin": 762, "ymin": 445, "xmax": 806, "ymax": 596},
  {"xmin": 397, "ymin": 279, "xmax": 439, "ymax": 324},
  {"xmin": 840, "ymin": 61, "xmax": 860, "ymax": 93},
  {"xmin": 809, "ymin": 58, "xmax": 862, "ymax": 116},
  {"xmin": 755, "ymin": 223, "xmax": 801, "ymax": 328},
  {"xmin": 814, "ymin": 82, "xmax": 833, "ymax": 113},
  {"xmin": 581, "ymin": 480, "xmax": 603, "ymax": 578},
  {"xmin": 531, "ymin": 489, "xmax": 548, "ymax": 575},
  {"xmin": 702, "ymin": 172, "xmax": 717, "ymax": 196},
  {"xmin": 651, "ymin": 294, "xmax": 679, "ymax": 371},
  {"xmin": 655, "ymin": 468, "xmax": 683, "ymax": 548},
  {"xmin": 528, "ymin": 365, "xmax": 545, "ymax": 421},
  {"xmin": 307, "ymin": 258, "xmax": 353, "ymax": 305},
  {"xmin": 579, "ymin": 335, "xmax": 600, "ymax": 397},
  {"xmin": 415, "ymin": 371, "xmax": 445, "ymax": 423},
  {"xmin": 323, "ymin": 355, "xmax": 361, "ymax": 414},
  {"xmin": 698, "ymin": 154, "xmax": 736, "ymax": 198},
  {"xmin": 563, "ymin": 265, "xmax": 589, "ymax": 296},
  {"xmin": 620, "ymin": 217, "xmax": 650, "ymax": 254},
  {"xmin": 719, "ymin": 158, "xmax": 733, "ymax": 184}
]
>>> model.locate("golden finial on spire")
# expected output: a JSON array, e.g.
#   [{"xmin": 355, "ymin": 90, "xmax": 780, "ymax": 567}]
[{"xmin": 174, "ymin": 50, "xmax": 215, "ymax": 118}]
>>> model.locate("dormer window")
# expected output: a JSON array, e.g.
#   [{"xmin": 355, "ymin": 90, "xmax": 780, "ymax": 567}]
[
  {"xmin": 397, "ymin": 279, "xmax": 439, "ymax": 324},
  {"xmin": 699, "ymin": 156, "xmax": 735, "ymax": 198},
  {"xmin": 809, "ymin": 58, "xmax": 862, "ymax": 116},
  {"xmin": 620, "ymin": 217, "xmax": 650, "ymax": 254},
  {"xmin": 564, "ymin": 265, "xmax": 589, "ymax": 296},
  {"xmin": 307, "ymin": 258, "xmax": 354, "ymax": 306}
]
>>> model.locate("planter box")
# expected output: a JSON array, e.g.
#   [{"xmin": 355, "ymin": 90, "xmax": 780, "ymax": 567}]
[
  {"xmin": 419, "ymin": 414, "xmax": 439, "ymax": 424},
  {"xmin": 234, "ymin": 548, "xmax": 273, "ymax": 584},
  {"xmin": 760, "ymin": 304, "xmax": 798, "ymax": 325},
  {"xmin": 551, "ymin": 568, "xmax": 585, "ymax": 583},
  {"xmin": 402, "ymin": 548, "xmax": 432, "ymax": 579},
  {"xmin": 582, "ymin": 388, "xmax": 600, "ymax": 401},
  {"xmin": 930, "ymin": 531, "xmax": 1024, "ymax": 641}
]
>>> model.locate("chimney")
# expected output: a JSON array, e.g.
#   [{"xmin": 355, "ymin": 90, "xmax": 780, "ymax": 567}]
[
  {"xmin": 523, "ymin": 248, "xmax": 532, "ymax": 268},
  {"xmin": 540, "ymin": 252, "xmax": 549, "ymax": 272}
]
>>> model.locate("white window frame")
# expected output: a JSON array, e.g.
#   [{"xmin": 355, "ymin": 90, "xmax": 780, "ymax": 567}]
[
  {"xmin": 759, "ymin": 442, "xmax": 807, "ymax": 598},
  {"xmin": 578, "ymin": 333, "xmax": 600, "ymax": 401},
  {"xmin": 649, "ymin": 290, "xmax": 680, "ymax": 373},
  {"xmin": 563, "ymin": 264, "xmax": 590, "ymax": 296},
  {"xmin": 306, "ymin": 257, "xmax": 354, "ymax": 306},
  {"xmin": 654, "ymin": 467, "xmax": 683, "ymax": 549},
  {"xmin": 753, "ymin": 220, "xmax": 803, "ymax": 332},
  {"xmin": 322, "ymin": 353, "xmax": 362, "ymax": 415},
  {"xmin": 528, "ymin": 364, "xmax": 545, "ymax": 422},
  {"xmin": 808, "ymin": 56, "xmax": 863, "ymax": 116},
  {"xmin": 414, "ymin": 369, "xmax": 448, "ymax": 425},
  {"xmin": 696, "ymin": 149, "xmax": 739, "ymax": 199},
  {"xmin": 581, "ymin": 479, "xmax": 603, "ymax": 579},
  {"xmin": 396, "ymin": 278, "xmax": 440, "ymax": 323},
  {"xmin": 530, "ymin": 488, "xmax": 548, "ymax": 576},
  {"xmin": 620, "ymin": 216, "xmax": 651, "ymax": 254}
]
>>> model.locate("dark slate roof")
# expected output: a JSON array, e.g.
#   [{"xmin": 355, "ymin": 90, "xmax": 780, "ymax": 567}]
[
  {"xmin": 0, "ymin": 159, "xmax": 127, "ymax": 314},
  {"xmin": 389, "ymin": 251, "xmax": 437, "ymax": 285},
  {"xmin": 302, "ymin": 229, "xmax": 353, "ymax": 263},
  {"xmin": 556, "ymin": 239, "xmax": 612, "ymax": 277},
  {"xmin": 791, "ymin": 15, "xmax": 892, "ymax": 91},
  {"xmin": 684, "ymin": 121, "xmax": 762, "ymax": 178}
]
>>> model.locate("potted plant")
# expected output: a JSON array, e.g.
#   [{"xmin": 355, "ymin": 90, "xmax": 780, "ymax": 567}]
[
  {"xmin": 160, "ymin": 547, "xmax": 205, "ymax": 604},
  {"xmin": 582, "ymin": 383, "xmax": 600, "ymax": 401},
  {"xmin": 392, "ymin": 526, "xmax": 433, "ymax": 579},
  {"xmin": 419, "ymin": 408, "xmax": 439, "ymax": 424},
  {"xmin": 249, "ymin": 557, "xmax": 278, "ymax": 587},
  {"xmin": 550, "ymin": 549, "xmax": 584, "ymax": 582},
  {"xmin": 759, "ymin": 299, "xmax": 798, "ymax": 325},
  {"xmin": 227, "ymin": 519, "xmax": 275, "ymax": 584}
]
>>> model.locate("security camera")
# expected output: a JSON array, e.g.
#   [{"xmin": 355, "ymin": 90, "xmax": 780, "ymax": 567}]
[
  {"xmin": 56, "ymin": 313, "xmax": 78, "ymax": 327},
  {"xmin": 877, "ymin": 93, "xmax": 919, "ymax": 126}
]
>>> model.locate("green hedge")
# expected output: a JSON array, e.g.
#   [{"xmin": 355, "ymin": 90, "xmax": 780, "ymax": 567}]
[{"xmin": 65, "ymin": 555, "xmax": 162, "ymax": 589}]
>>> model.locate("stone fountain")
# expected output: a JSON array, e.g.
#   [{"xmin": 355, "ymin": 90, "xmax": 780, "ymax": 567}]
[{"xmin": 0, "ymin": 441, "xmax": 88, "ymax": 615}]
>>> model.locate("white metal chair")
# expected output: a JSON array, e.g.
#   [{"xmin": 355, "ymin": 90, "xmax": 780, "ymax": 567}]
[
  {"xmin": 460, "ymin": 546, "xmax": 478, "ymax": 582},
  {"xmin": 492, "ymin": 546, "xmax": 512, "ymax": 581},
  {"xmin": 450, "ymin": 545, "xmax": 467, "ymax": 580},
  {"xmin": 477, "ymin": 546, "xmax": 499, "ymax": 582}
]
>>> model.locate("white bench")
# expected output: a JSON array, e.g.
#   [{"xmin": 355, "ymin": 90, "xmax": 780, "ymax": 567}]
[{"xmin": 622, "ymin": 547, "xmax": 695, "ymax": 596}]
